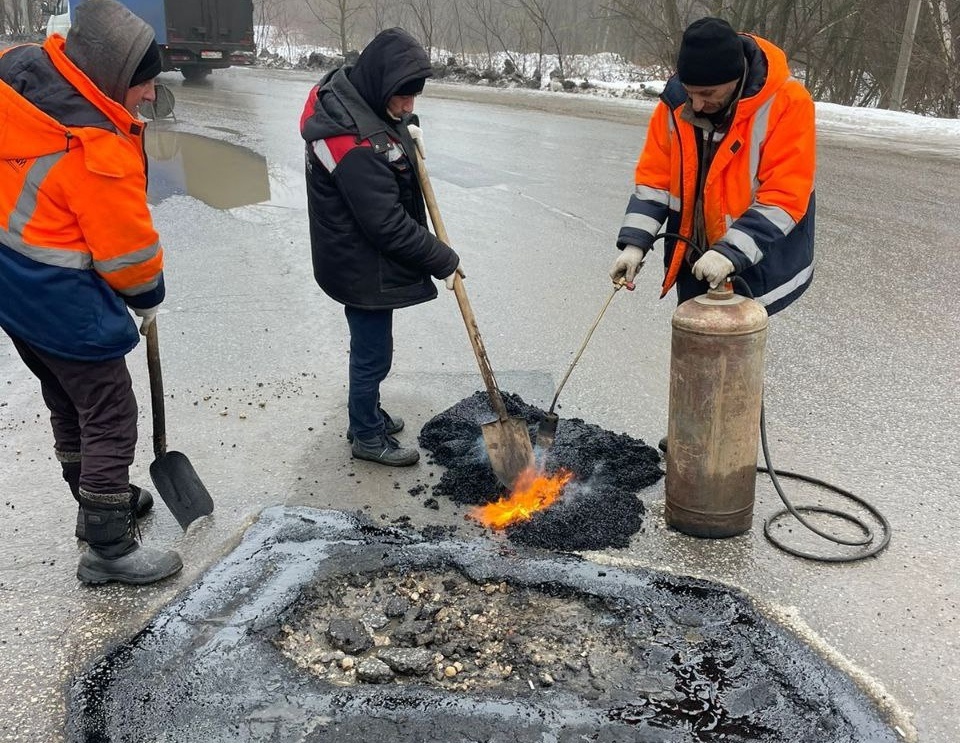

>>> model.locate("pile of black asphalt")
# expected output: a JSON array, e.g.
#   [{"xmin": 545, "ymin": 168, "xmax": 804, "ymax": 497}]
[{"xmin": 418, "ymin": 391, "xmax": 663, "ymax": 550}]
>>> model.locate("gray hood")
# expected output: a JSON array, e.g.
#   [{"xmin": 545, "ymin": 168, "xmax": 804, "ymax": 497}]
[{"xmin": 64, "ymin": 0, "xmax": 155, "ymax": 104}]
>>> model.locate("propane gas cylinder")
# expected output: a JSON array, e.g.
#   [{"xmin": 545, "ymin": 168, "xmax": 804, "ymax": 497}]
[{"xmin": 664, "ymin": 282, "xmax": 768, "ymax": 538}]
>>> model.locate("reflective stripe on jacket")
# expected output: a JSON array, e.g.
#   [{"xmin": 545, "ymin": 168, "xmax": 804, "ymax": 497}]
[
  {"xmin": 618, "ymin": 34, "xmax": 815, "ymax": 315},
  {"xmin": 0, "ymin": 36, "xmax": 163, "ymax": 360}
]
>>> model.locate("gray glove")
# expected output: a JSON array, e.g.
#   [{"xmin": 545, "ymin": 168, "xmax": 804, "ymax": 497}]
[
  {"xmin": 132, "ymin": 305, "xmax": 159, "ymax": 335},
  {"xmin": 609, "ymin": 245, "xmax": 647, "ymax": 286},
  {"xmin": 692, "ymin": 250, "xmax": 735, "ymax": 288},
  {"xmin": 442, "ymin": 264, "xmax": 465, "ymax": 290}
]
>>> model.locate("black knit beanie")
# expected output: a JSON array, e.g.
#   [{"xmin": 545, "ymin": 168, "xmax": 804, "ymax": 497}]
[
  {"xmin": 393, "ymin": 77, "xmax": 426, "ymax": 96},
  {"xmin": 129, "ymin": 39, "xmax": 162, "ymax": 87},
  {"xmin": 677, "ymin": 17, "xmax": 744, "ymax": 86}
]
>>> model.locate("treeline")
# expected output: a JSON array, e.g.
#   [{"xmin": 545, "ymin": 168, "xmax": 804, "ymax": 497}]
[
  {"xmin": 3, "ymin": 0, "xmax": 955, "ymax": 116},
  {"xmin": 264, "ymin": 0, "xmax": 960, "ymax": 117}
]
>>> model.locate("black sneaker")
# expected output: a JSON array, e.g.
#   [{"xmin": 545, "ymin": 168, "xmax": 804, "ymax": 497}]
[
  {"xmin": 351, "ymin": 434, "xmax": 419, "ymax": 467},
  {"xmin": 346, "ymin": 408, "xmax": 405, "ymax": 442}
]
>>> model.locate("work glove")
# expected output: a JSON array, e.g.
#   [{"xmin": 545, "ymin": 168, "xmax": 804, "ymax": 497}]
[
  {"xmin": 609, "ymin": 245, "xmax": 647, "ymax": 288},
  {"xmin": 442, "ymin": 264, "xmax": 465, "ymax": 290},
  {"xmin": 692, "ymin": 249, "xmax": 735, "ymax": 288},
  {"xmin": 407, "ymin": 123, "xmax": 426, "ymax": 159},
  {"xmin": 132, "ymin": 305, "xmax": 159, "ymax": 335}
]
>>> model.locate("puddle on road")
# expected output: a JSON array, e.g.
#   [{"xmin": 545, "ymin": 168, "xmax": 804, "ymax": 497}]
[{"xmin": 145, "ymin": 129, "xmax": 274, "ymax": 210}]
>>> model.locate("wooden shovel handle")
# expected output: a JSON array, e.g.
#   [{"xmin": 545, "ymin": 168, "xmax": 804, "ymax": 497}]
[
  {"xmin": 145, "ymin": 321, "xmax": 167, "ymax": 458},
  {"xmin": 414, "ymin": 150, "xmax": 509, "ymax": 421}
]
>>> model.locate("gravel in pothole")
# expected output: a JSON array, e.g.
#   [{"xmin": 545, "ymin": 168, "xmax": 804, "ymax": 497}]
[
  {"xmin": 273, "ymin": 559, "xmax": 893, "ymax": 740},
  {"xmin": 417, "ymin": 391, "xmax": 663, "ymax": 550},
  {"xmin": 277, "ymin": 567, "xmax": 675, "ymax": 699}
]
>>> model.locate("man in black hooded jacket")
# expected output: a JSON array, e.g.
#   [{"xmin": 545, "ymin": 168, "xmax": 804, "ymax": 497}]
[{"xmin": 300, "ymin": 28, "xmax": 461, "ymax": 467}]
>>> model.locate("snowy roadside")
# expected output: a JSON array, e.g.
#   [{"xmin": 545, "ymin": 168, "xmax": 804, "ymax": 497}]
[
  {"xmin": 257, "ymin": 30, "xmax": 960, "ymax": 158},
  {"xmin": 411, "ymin": 76, "xmax": 960, "ymax": 160}
]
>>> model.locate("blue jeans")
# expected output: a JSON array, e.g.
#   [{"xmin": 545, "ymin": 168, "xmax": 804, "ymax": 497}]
[{"xmin": 344, "ymin": 306, "xmax": 393, "ymax": 441}]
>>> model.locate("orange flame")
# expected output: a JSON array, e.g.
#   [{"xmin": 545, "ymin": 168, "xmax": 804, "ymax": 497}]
[{"xmin": 469, "ymin": 467, "xmax": 574, "ymax": 529}]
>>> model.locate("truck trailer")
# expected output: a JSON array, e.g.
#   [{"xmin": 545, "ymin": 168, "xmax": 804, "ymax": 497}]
[{"xmin": 46, "ymin": 0, "xmax": 256, "ymax": 81}]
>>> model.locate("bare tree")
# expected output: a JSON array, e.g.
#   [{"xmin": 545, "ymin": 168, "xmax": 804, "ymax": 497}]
[
  {"xmin": 403, "ymin": 0, "xmax": 438, "ymax": 59},
  {"xmin": 514, "ymin": 0, "xmax": 565, "ymax": 77},
  {"xmin": 368, "ymin": 0, "xmax": 391, "ymax": 34},
  {"xmin": 599, "ymin": 0, "xmax": 703, "ymax": 67},
  {"xmin": 464, "ymin": 0, "xmax": 521, "ymax": 72},
  {"xmin": 1, "ymin": 0, "xmax": 35, "ymax": 35},
  {"xmin": 922, "ymin": 0, "xmax": 958, "ymax": 115},
  {"xmin": 301, "ymin": 0, "xmax": 366, "ymax": 55},
  {"xmin": 449, "ymin": 0, "xmax": 469, "ymax": 62}
]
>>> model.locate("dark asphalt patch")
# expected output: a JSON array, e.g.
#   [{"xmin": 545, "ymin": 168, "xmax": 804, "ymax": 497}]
[
  {"xmin": 418, "ymin": 391, "xmax": 663, "ymax": 549},
  {"xmin": 68, "ymin": 507, "xmax": 899, "ymax": 742}
]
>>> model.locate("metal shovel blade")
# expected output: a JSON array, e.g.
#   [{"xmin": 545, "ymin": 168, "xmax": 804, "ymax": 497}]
[
  {"xmin": 536, "ymin": 412, "xmax": 559, "ymax": 452},
  {"xmin": 482, "ymin": 416, "xmax": 536, "ymax": 489},
  {"xmin": 149, "ymin": 451, "xmax": 213, "ymax": 530}
]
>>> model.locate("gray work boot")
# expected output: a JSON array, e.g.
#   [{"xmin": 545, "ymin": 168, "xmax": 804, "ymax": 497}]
[
  {"xmin": 64, "ymin": 463, "xmax": 155, "ymax": 541},
  {"xmin": 346, "ymin": 407, "xmax": 404, "ymax": 442},
  {"xmin": 76, "ymin": 490, "xmax": 182, "ymax": 586},
  {"xmin": 351, "ymin": 434, "xmax": 420, "ymax": 467}
]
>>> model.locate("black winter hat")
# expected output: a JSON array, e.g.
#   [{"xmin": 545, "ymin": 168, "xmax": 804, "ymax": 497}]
[
  {"xmin": 393, "ymin": 76, "xmax": 426, "ymax": 96},
  {"xmin": 677, "ymin": 17, "xmax": 745, "ymax": 86},
  {"xmin": 129, "ymin": 39, "xmax": 161, "ymax": 87}
]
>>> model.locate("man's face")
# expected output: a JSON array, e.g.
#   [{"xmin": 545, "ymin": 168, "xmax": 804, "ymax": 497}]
[
  {"xmin": 124, "ymin": 79, "xmax": 157, "ymax": 117},
  {"xmin": 683, "ymin": 79, "xmax": 739, "ymax": 115},
  {"xmin": 386, "ymin": 94, "xmax": 417, "ymax": 119}
]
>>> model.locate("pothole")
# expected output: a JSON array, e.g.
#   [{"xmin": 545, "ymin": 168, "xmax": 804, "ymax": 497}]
[{"xmin": 67, "ymin": 510, "xmax": 900, "ymax": 741}]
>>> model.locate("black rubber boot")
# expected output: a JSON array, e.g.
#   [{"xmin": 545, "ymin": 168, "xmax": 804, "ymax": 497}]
[
  {"xmin": 351, "ymin": 434, "xmax": 419, "ymax": 467},
  {"xmin": 346, "ymin": 407, "xmax": 404, "ymax": 442},
  {"xmin": 64, "ymin": 462, "xmax": 154, "ymax": 540},
  {"xmin": 76, "ymin": 491, "xmax": 182, "ymax": 586}
]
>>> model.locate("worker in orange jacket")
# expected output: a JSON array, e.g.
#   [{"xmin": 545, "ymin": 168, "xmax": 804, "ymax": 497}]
[
  {"xmin": 611, "ymin": 17, "xmax": 816, "ymax": 316},
  {"xmin": 0, "ymin": 0, "xmax": 181, "ymax": 585}
]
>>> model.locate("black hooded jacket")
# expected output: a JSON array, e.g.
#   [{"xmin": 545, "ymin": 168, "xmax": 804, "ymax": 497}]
[{"xmin": 299, "ymin": 28, "xmax": 458, "ymax": 310}]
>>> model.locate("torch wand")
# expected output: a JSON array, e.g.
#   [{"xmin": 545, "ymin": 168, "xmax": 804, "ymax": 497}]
[{"xmin": 536, "ymin": 275, "xmax": 635, "ymax": 451}]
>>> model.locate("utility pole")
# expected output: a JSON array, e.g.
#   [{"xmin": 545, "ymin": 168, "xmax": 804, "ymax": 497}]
[{"xmin": 890, "ymin": 0, "xmax": 923, "ymax": 111}]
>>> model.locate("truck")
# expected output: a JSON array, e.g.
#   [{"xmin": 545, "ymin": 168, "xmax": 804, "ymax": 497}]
[{"xmin": 45, "ymin": 0, "xmax": 256, "ymax": 81}]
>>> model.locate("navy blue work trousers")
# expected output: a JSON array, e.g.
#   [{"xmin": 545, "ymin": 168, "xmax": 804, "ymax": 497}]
[{"xmin": 344, "ymin": 306, "xmax": 393, "ymax": 441}]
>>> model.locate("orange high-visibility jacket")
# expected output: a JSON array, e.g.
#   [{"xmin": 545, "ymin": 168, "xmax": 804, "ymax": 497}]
[
  {"xmin": 618, "ymin": 34, "xmax": 815, "ymax": 315},
  {"xmin": 0, "ymin": 36, "xmax": 163, "ymax": 360}
]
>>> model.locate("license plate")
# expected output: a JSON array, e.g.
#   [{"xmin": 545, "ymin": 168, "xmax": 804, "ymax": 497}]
[{"xmin": 200, "ymin": 51, "xmax": 222, "ymax": 59}]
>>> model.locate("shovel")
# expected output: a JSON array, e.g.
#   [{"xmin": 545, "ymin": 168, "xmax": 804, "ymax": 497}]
[
  {"xmin": 413, "ymin": 147, "xmax": 535, "ymax": 488},
  {"xmin": 145, "ymin": 320, "xmax": 214, "ymax": 529},
  {"xmin": 536, "ymin": 276, "xmax": 635, "ymax": 452}
]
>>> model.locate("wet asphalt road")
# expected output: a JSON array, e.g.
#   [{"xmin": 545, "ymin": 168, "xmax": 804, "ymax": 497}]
[{"xmin": 1, "ymin": 66, "xmax": 958, "ymax": 742}]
